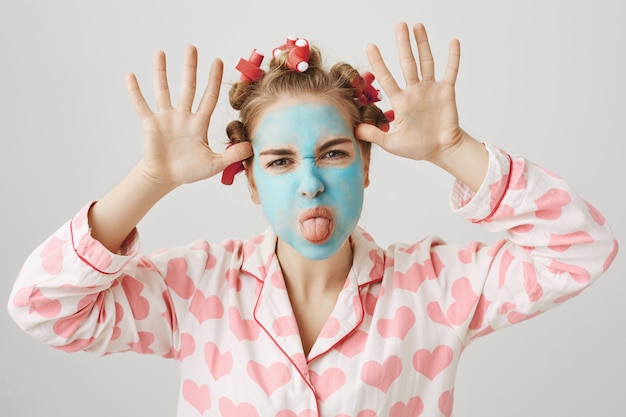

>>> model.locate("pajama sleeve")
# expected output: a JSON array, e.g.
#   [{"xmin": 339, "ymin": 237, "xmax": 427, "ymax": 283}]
[
  {"xmin": 429, "ymin": 144, "xmax": 618, "ymax": 343},
  {"xmin": 6, "ymin": 202, "xmax": 226, "ymax": 357}
]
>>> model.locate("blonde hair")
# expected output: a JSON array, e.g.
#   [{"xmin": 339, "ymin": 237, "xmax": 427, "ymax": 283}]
[{"xmin": 226, "ymin": 42, "xmax": 390, "ymax": 161}]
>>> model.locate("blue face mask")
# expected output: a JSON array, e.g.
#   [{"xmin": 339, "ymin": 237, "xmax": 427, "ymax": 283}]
[{"xmin": 251, "ymin": 102, "xmax": 366, "ymax": 260}]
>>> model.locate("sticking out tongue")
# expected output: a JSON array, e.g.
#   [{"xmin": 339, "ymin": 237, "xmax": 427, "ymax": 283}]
[{"xmin": 301, "ymin": 217, "xmax": 332, "ymax": 243}]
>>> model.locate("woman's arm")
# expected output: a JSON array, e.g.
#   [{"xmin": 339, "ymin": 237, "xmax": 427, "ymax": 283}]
[{"xmin": 359, "ymin": 22, "xmax": 618, "ymax": 341}]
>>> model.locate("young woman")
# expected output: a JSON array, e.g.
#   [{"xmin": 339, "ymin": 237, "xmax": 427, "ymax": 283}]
[{"xmin": 8, "ymin": 22, "xmax": 617, "ymax": 416}]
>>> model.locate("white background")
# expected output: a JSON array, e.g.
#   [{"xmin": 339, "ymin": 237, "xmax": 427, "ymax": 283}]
[{"xmin": 1, "ymin": 0, "xmax": 624, "ymax": 416}]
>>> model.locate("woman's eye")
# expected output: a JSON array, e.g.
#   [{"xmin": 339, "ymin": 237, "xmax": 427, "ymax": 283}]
[
  {"xmin": 323, "ymin": 150, "xmax": 348, "ymax": 160},
  {"xmin": 267, "ymin": 158, "xmax": 292, "ymax": 169}
]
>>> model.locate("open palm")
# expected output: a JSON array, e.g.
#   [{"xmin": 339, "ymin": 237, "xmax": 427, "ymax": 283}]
[
  {"xmin": 126, "ymin": 45, "xmax": 251, "ymax": 187},
  {"xmin": 356, "ymin": 23, "xmax": 465, "ymax": 163}
]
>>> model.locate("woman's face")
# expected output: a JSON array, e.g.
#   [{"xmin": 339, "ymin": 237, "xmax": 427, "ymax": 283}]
[{"xmin": 249, "ymin": 98, "xmax": 369, "ymax": 260}]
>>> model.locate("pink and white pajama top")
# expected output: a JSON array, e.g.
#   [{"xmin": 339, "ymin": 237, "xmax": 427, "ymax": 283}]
[{"xmin": 8, "ymin": 144, "xmax": 618, "ymax": 417}]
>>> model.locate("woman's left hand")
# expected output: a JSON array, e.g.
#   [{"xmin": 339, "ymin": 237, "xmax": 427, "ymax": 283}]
[{"xmin": 355, "ymin": 22, "xmax": 466, "ymax": 164}]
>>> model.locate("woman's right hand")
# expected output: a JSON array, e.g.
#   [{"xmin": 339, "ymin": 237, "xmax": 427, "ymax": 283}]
[{"xmin": 126, "ymin": 45, "xmax": 252, "ymax": 189}]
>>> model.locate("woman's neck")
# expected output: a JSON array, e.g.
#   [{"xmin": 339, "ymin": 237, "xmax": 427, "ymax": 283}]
[{"xmin": 275, "ymin": 238, "xmax": 353, "ymax": 301}]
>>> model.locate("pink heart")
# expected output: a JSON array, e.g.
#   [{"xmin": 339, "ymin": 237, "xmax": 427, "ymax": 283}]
[
  {"xmin": 165, "ymin": 257, "xmax": 196, "ymax": 299},
  {"xmin": 368, "ymin": 249, "xmax": 386, "ymax": 280},
  {"xmin": 548, "ymin": 259, "xmax": 591, "ymax": 284},
  {"xmin": 243, "ymin": 235, "xmax": 265, "ymax": 258},
  {"xmin": 534, "ymin": 188, "xmax": 571, "ymax": 220},
  {"xmin": 554, "ymin": 288, "xmax": 585, "ymax": 304},
  {"xmin": 426, "ymin": 302, "xmax": 451, "ymax": 328},
  {"xmin": 361, "ymin": 230, "xmax": 375, "ymax": 241},
  {"xmin": 175, "ymin": 333, "xmax": 196, "ymax": 361},
  {"xmin": 488, "ymin": 174, "xmax": 510, "ymax": 213},
  {"xmin": 111, "ymin": 302, "xmax": 124, "ymax": 340},
  {"xmin": 360, "ymin": 356, "xmax": 403, "ymax": 393},
  {"xmin": 246, "ymin": 361, "xmax": 291, "ymax": 395},
  {"xmin": 431, "ymin": 278, "xmax": 478, "ymax": 326},
  {"xmin": 218, "ymin": 398, "xmax": 259, "ymax": 417},
  {"xmin": 191, "ymin": 240, "xmax": 210, "ymax": 252},
  {"xmin": 438, "ymin": 390, "xmax": 454, "ymax": 417},
  {"xmin": 120, "ymin": 275, "xmax": 150, "ymax": 320},
  {"xmin": 223, "ymin": 239, "xmax": 242, "ymax": 253},
  {"xmin": 585, "ymin": 200, "xmax": 606, "ymax": 225},
  {"xmin": 291, "ymin": 353, "xmax": 308, "ymax": 375},
  {"xmin": 412, "ymin": 345, "xmax": 453, "ymax": 380},
  {"xmin": 362, "ymin": 292, "xmax": 378, "ymax": 316},
  {"xmin": 40, "ymin": 236, "xmax": 66, "ymax": 275},
  {"xmin": 53, "ymin": 304, "xmax": 91, "ymax": 338},
  {"xmin": 190, "ymin": 289, "xmax": 224, "ymax": 324},
  {"xmin": 319, "ymin": 317, "xmax": 340, "ymax": 338},
  {"xmin": 548, "ymin": 231, "xmax": 594, "ymax": 252},
  {"xmin": 500, "ymin": 302, "xmax": 516, "ymax": 315},
  {"xmin": 190, "ymin": 240, "xmax": 218, "ymax": 270},
  {"xmin": 377, "ymin": 306, "xmax": 415, "ymax": 340},
  {"xmin": 335, "ymin": 330, "xmax": 367, "ymax": 358},
  {"xmin": 393, "ymin": 263, "xmax": 429, "ymax": 292},
  {"xmin": 393, "ymin": 255, "xmax": 444, "ymax": 292},
  {"xmin": 229, "ymin": 307, "xmax": 260, "ymax": 341},
  {"xmin": 498, "ymin": 249, "xmax": 515, "ymax": 288},
  {"xmin": 204, "ymin": 342, "xmax": 232, "ymax": 380},
  {"xmin": 270, "ymin": 270, "xmax": 287, "ymax": 289},
  {"xmin": 183, "ymin": 379, "xmax": 211, "ymax": 415},
  {"xmin": 509, "ymin": 159, "xmax": 528, "ymax": 190},
  {"xmin": 448, "ymin": 278, "xmax": 478, "ymax": 325},
  {"xmin": 161, "ymin": 290, "xmax": 177, "ymax": 332},
  {"xmin": 22, "ymin": 287, "xmax": 61, "ymax": 318},
  {"xmin": 224, "ymin": 268, "xmax": 242, "ymax": 291},
  {"xmin": 510, "ymin": 224, "xmax": 534, "ymax": 234},
  {"xmin": 11, "ymin": 285, "xmax": 33, "ymax": 308},
  {"xmin": 128, "ymin": 331, "xmax": 155, "ymax": 354},
  {"xmin": 54, "ymin": 337, "xmax": 96, "ymax": 353},
  {"xmin": 468, "ymin": 295, "xmax": 491, "ymax": 331},
  {"xmin": 309, "ymin": 368, "xmax": 345, "ymax": 402},
  {"xmin": 457, "ymin": 241, "xmax": 482, "ymax": 264},
  {"xmin": 522, "ymin": 261, "xmax": 543, "ymax": 302},
  {"xmin": 272, "ymin": 315, "xmax": 300, "ymax": 336},
  {"xmin": 71, "ymin": 293, "xmax": 105, "ymax": 324},
  {"xmin": 507, "ymin": 310, "xmax": 542, "ymax": 324},
  {"xmin": 389, "ymin": 396, "xmax": 424, "ymax": 417},
  {"xmin": 352, "ymin": 294, "xmax": 363, "ymax": 316}
]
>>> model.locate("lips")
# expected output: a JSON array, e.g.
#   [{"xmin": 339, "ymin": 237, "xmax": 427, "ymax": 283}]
[{"xmin": 298, "ymin": 207, "xmax": 334, "ymax": 244}]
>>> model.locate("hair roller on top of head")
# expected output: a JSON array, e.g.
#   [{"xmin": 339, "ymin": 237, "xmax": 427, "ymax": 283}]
[
  {"xmin": 361, "ymin": 72, "xmax": 382, "ymax": 104},
  {"xmin": 352, "ymin": 71, "xmax": 382, "ymax": 106},
  {"xmin": 272, "ymin": 36, "xmax": 298, "ymax": 58},
  {"xmin": 286, "ymin": 39, "xmax": 310, "ymax": 73},
  {"xmin": 235, "ymin": 49, "xmax": 265, "ymax": 82},
  {"xmin": 273, "ymin": 36, "xmax": 311, "ymax": 73}
]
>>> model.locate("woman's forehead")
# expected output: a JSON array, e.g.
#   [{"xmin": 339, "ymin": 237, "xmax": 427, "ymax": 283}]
[
  {"xmin": 251, "ymin": 94, "xmax": 352, "ymax": 128},
  {"xmin": 252, "ymin": 99, "xmax": 355, "ymax": 150}
]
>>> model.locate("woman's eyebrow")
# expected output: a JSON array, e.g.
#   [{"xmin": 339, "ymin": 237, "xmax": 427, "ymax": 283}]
[
  {"xmin": 259, "ymin": 148, "xmax": 296, "ymax": 156},
  {"xmin": 317, "ymin": 137, "xmax": 353, "ymax": 153}
]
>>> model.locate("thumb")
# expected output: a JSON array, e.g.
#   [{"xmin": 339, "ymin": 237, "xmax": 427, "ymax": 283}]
[
  {"xmin": 216, "ymin": 141, "xmax": 253, "ymax": 185},
  {"xmin": 220, "ymin": 141, "xmax": 253, "ymax": 167},
  {"xmin": 355, "ymin": 123, "xmax": 387, "ymax": 147}
]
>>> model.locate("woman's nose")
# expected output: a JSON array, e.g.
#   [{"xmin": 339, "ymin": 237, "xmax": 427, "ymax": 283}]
[{"xmin": 298, "ymin": 159, "xmax": 325, "ymax": 198}]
